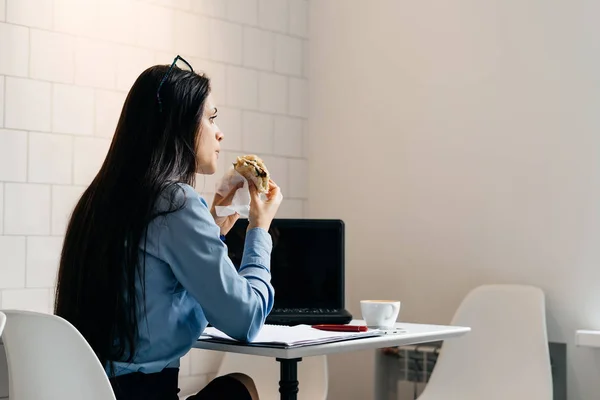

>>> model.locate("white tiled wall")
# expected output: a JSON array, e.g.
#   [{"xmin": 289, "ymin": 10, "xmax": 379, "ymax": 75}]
[
  {"xmin": 227, "ymin": 0, "xmax": 258, "ymax": 25},
  {"xmin": 226, "ymin": 65, "xmax": 258, "ymax": 108},
  {"xmin": 175, "ymin": 12, "xmax": 209, "ymax": 58},
  {"xmin": 4, "ymin": 183, "xmax": 51, "ymax": 235},
  {"xmin": 0, "ymin": 0, "xmax": 309, "ymax": 397},
  {"xmin": 289, "ymin": 76, "xmax": 308, "ymax": 117},
  {"xmin": 242, "ymin": 111, "xmax": 274, "ymax": 154},
  {"xmin": 5, "ymin": 78, "xmax": 52, "ymax": 131},
  {"xmin": 0, "ymin": 184, "xmax": 3, "ymax": 235},
  {"xmin": 28, "ymin": 132, "xmax": 73, "ymax": 184},
  {"xmin": 95, "ymin": 90, "xmax": 127, "ymax": 138},
  {"xmin": 25, "ymin": 236, "xmax": 63, "ymax": 288},
  {"xmin": 75, "ymin": 37, "xmax": 119, "ymax": 89},
  {"xmin": 0, "ymin": 24, "xmax": 28, "ymax": 77},
  {"xmin": 30, "ymin": 30, "xmax": 75, "ymax": 84},
  {"xmin": 289, "ymin": 0, "xmax": 308, "ymax": 37},
  {"xmin": 0, "ymin": 130, "xmax": 27, "ymax": 181},
  {"xmin": 274, "ymin": 116, "xmax": 303, "ymax": 157},
  {"xmin": 259, "ymin": 0, "xmax": 288, "ymax": 32},
  {"xmin": 243, "ymin": 27, "xmax": 274, "ymax": 70},
  {"xmin": 7, "ymin": 0, "xmax": 53, "ymax": 29},
  {"xmin": 259, "ymin": 71, "xmax": 288, "ymax": 113},
  {"xmin": 209, "ymin": 19, "xmax": 242, "ymax": 64},
  {"xmin": 0, "ymin": 77, "xmax": 4, "ymax": 126},
  {"xmin": 217, "ymin": 106, "xmax": 242, "ymax": 150},
  {"xmin": 52, "ymin": 84, "xmax": 95, "ymax": 135},
  {"xmin": 0, "ymin": 236, "xmax": 26, "ymax": 289},
  {"xmin": 275, "ymin": 34, "xmax": 302, "ymax": 75},
  {"xmin": 51, "ymin": 185, "xmax": 85, "ymax": 235}
]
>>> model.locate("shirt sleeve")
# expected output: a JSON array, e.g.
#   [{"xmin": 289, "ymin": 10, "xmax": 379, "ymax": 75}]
[{"xmin": 158, "ymin": 186, "xmax": 274, "ymax": 342}]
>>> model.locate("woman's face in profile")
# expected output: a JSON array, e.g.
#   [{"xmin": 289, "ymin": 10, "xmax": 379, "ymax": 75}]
[{"xmin": 196, "ymin": 93, "xmax": 223, "ymax": 175}]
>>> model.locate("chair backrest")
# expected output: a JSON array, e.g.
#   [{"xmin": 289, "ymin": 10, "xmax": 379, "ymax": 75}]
[
  {"xmin": 2, "ymin": 309, "xmax": 116, "ymax": 400},
  {"xmin": 418, "ymin": 284, "xmax": 552, "ymax": 400},
  {"xmin": 0, "ymin": 312, "xmax": 6, "ymax": 337},
  {"xmin": 216, "ymin": 353, "xmax": 328, "ymax": 400}
]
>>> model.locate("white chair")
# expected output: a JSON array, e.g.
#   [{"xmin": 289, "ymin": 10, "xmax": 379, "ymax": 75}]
[
  {"xmin": 216, "ymin": 353, "xmax": 328, "ymax": 400},
  {"xmin": 2, "ymin": 309, "xmax": 116, "ymax": 400},
  {"xmin": 417, "ymin": 284, "xmax": 552, "ymax": 400},
  {"xmin": 0, "ymin": 312, "xmax": 6, "ymax": 337}
]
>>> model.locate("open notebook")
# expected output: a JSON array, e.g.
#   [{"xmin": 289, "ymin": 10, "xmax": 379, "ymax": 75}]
[{"xmin": 199, "ymin": 324, "xmax": 388, "ymax": 348}]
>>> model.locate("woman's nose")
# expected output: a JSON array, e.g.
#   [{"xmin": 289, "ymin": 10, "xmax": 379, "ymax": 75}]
[{"xmin": 216, "ymin": 130, "xmax": 224, "ymax": 141}]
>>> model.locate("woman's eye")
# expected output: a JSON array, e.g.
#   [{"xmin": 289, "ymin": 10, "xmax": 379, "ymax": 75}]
[{"xmin": 210, "ymin": 115, "xmax": 218, "ymax": 123}]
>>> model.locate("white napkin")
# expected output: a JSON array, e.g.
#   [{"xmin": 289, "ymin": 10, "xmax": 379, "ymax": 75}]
[{"xmin": 214, "ymin": 167, "xmax": 251, "ymax": 218}]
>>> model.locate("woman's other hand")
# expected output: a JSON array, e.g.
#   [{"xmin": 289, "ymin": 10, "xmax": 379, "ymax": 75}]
[{"xmin": 210, "ymin": 182, "xmax": 243, "ymax": 235}]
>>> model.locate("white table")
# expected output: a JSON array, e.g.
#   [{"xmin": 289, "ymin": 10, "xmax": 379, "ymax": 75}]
[{"xmin": 194, "ymin": 320, "xmax": 470, "ymax": 400}]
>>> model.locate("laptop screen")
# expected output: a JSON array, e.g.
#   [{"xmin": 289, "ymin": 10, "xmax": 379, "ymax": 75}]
[{"xmin": 225, "ymin": 219, "xmax": 345, "ymax": 310}]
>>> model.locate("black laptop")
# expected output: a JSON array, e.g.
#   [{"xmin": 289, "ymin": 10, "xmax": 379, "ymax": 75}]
[{"xmin": 225, "ymin": 218, "xmax": 353, "ymax": 326}]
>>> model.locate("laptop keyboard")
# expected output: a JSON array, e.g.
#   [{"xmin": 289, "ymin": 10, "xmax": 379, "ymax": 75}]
[{"xmin": 272, "ymin": 308, "xmax": 341, "ymax": 314}]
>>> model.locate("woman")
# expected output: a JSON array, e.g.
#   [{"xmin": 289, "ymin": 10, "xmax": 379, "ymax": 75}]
[{"xmin": 54, "ymin": 56, "xmax": 282, "ymax": 400}]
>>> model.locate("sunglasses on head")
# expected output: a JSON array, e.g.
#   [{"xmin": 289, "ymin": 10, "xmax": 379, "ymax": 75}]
[{"xmin": 156, "ymin": 55, "xmax": 194, "ymax": 113}]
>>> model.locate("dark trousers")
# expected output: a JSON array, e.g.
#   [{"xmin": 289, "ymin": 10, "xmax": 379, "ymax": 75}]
[{"xmin": 109, "ymin": 368, "xmax": 252, "ymax": 400}]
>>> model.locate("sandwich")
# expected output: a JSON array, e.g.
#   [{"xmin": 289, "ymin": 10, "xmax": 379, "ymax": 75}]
[{"xmin": 233, "ymin": 154, "xmax": 270, "ymax": 193}]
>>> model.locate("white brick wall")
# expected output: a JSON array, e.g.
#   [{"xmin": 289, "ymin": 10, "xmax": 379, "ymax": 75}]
[
  {"xmin": 0, "ymin": 130, "xmax": 27, "ymax": 181},
  {"xmin": 6, "ymin": 0, "xmax": 53, "ymax": 30},
  {"xmin": 26, "ymin": 236, "xmax": 63, "ymax": 288},
  {"xmin": 227, "ymin": 0, "xmax": 258, "ymax": 26},
  {"xmin": 275, "ymin": 34, "xmax": 302, "ymax": 76},
  {"xmin": 0, "ymin": 236, "xmax": 26, "ymax": 289},
  {"xmin": 52, "ymin": 84, "xmax": 95, "ymax": 135},
  {"xmin": 259, "ymin": 72, "xmax": 287, "ymax": 113},
  {"xmin": 242, "ymin": 111, "xmax": 274, "ymax": 154},
  {"xmin": 28, "ymin": 132, "xmax": 73, "ymax": 184},
  {"xmin": 0, "ymin": 184, "xmax": 3, "ymax": 234},
  {"xmin": 274, "ymin": 116, "xmax": 303, "ymax": 157},
  {"xmin": 243, "ymin": 27, "xmax": 274, "ymax": 70},
  {"xmin": 30, "ymin": 30, "xmax": 75, "ymax": 84},
  {"xmin": 209, "ymin": 19, "xmax": 242, "ymax": 64},
  {"xmin": 226, "ymin": 65, "xmax": 258, "ymax": 109},
  {"xmin": 0, "ymin": 77, "xmax": 4, "ymax": 126},
  {"xmin": 4, "ymin": 183, "xmax": 51, "ymax": 235},
  {"xmin": 175, "ymin": 12, "xmax": 210, "ymax": 58},
  {"xmin": 0, "ymin": 23, "xmax": 28, "ymax": 77},
  {"xmin": 136, "ymin": 3, "xmax": 175, "ymax": 52},
  {"xmin": 72, "ymin": 137, "xmax": 111, "ymax": 185},
  {"xmin": 194, "ymin": 0, "xmax": 226, "ymax": 18},
  {"xmin": 75, "ymin": 37, "xmax": 118, "ymax": 89},
  {"xmin": 95, "ymin": 90, "xmax": 126, "ymax": 138},
  {"xmin": 289, "ymin": 0, "xmax": 308, "ymax": 38},
  {"xmin": 259, "ymin": 0, "xmax": 288, "ymax": 33},
  {"xmin": 289, "ymin": 76, "xmax": 308, "ymax": 117},
  {"xmin": 217, "ymin": 107, "xmax": 242, "ymax": 151},
  {"xmin": 0, "ymin": 0, "xmax": 309, "ymax": 397},
  {"xmin": 51, "ymin": 185, "xmax": 85, "ymax": 235},
  {"xmin": 5, "ymin": 77, "xmax": 51, "ymax": 131}
]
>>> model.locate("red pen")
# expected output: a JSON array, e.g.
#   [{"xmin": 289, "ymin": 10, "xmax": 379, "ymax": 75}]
[{"xmin": 311, "ymin": 324, "xmax": 368, "ymax": 332}]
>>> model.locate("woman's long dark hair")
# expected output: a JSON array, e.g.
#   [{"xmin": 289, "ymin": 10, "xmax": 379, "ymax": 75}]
[{"xmin": 54, "ymin": 63, "xmax": 211, "ymax": 373}]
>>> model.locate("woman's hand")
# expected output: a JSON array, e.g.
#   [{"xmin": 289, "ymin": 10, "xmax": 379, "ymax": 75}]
[
  {"xmin": 210, "ymin": 182, "xmax": 243, "ymax": 236},
  {"xmin": 248, "ymin": 179, "xmax": 283, "ymax": 231}
]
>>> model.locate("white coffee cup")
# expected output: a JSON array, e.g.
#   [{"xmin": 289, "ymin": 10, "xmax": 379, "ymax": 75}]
[{"xmin": 360, "ymin": 300, "xmax": 401, "ymax": 329}]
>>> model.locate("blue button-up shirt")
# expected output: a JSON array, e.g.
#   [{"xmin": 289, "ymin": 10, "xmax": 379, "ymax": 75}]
[{"xmin": 109, "ymin": 183, "xmax": 274, "ymax": 376}]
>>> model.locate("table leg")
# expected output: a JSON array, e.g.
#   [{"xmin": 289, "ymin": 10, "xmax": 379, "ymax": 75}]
[
  {"xmin": 276, "ymin": 357, "xmax": 302, "ymax": 400},
  {"xmin": 374, "ymin": 349, "xmax": 396, "ymax": 400}
]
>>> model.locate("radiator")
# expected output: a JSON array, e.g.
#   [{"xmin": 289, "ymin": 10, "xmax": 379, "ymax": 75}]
[{"xmin": 377, "ymin": 341, "xmax": 566, "ymax": 400}]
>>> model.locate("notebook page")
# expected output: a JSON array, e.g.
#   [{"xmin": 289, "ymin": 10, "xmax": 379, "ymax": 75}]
[{"xmin": 201, "ymin": 324, "xmax": 382, "ymax": 347}]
